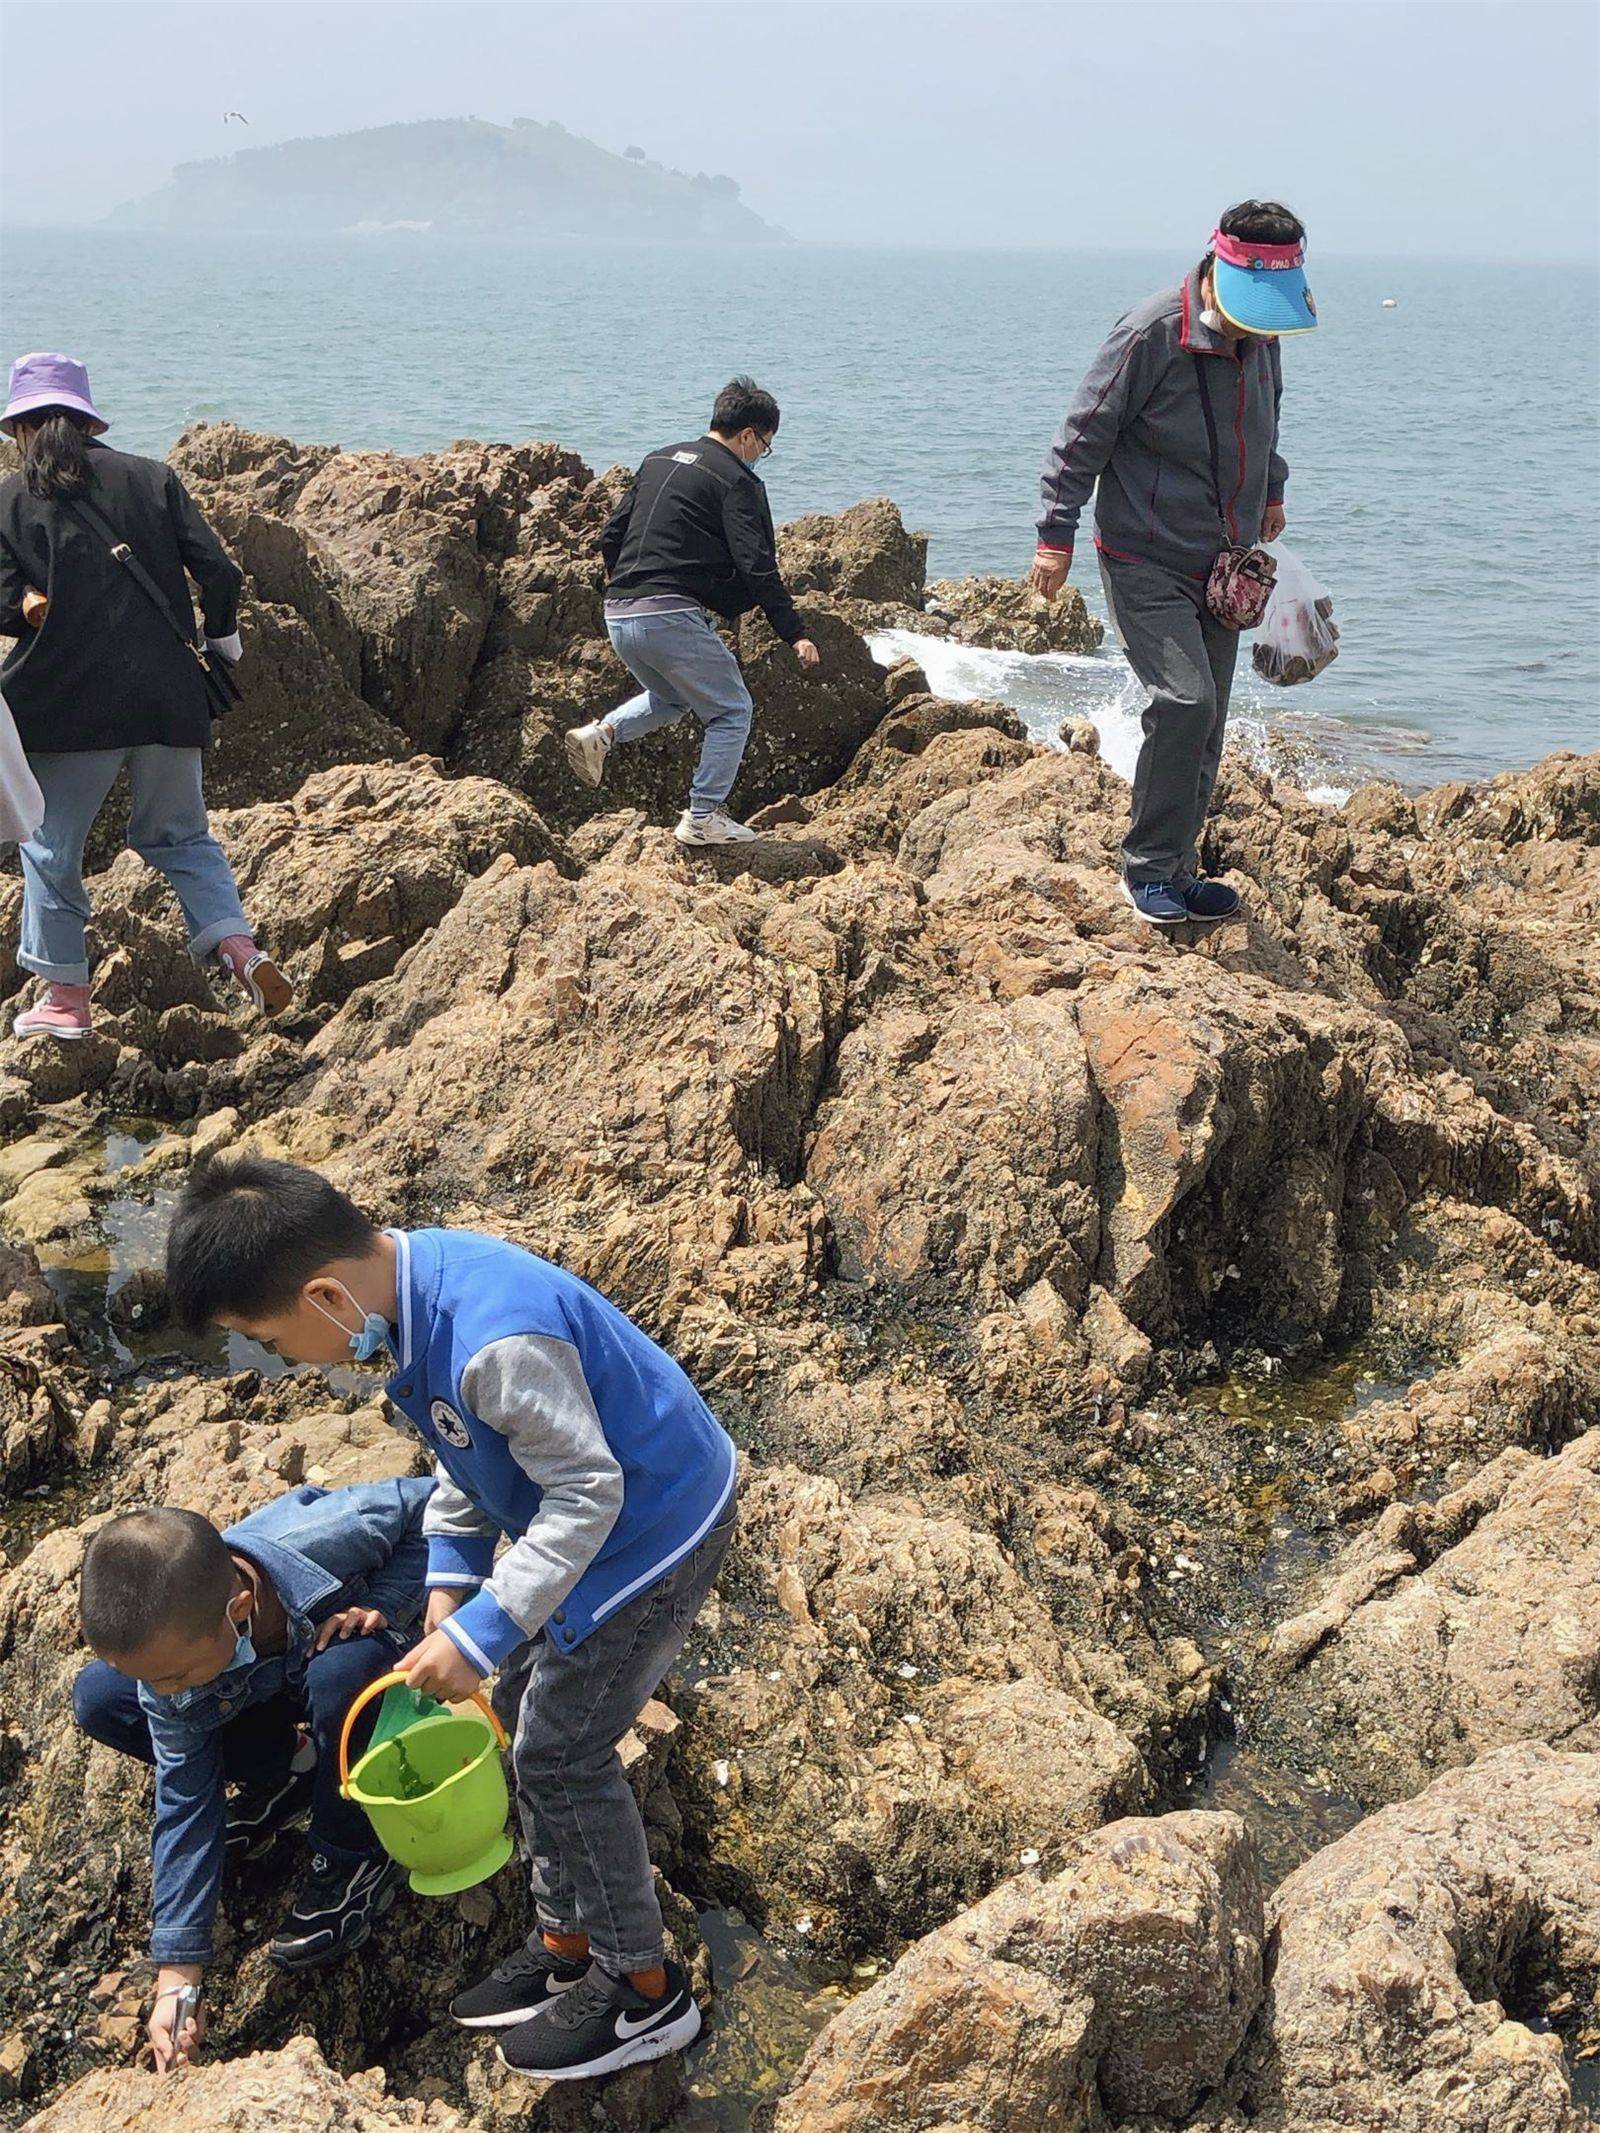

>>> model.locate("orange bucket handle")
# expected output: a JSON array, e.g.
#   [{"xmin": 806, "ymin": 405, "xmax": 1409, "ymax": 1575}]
[{"xmin": 337, "ymin": 1667, "xmax": 509, "ymax": 1795}]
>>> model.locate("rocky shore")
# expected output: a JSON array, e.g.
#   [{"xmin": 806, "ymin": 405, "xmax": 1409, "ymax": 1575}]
[{"xmin": 0, "ymin": 428, "xmax": 1595, "ymax": 2130}]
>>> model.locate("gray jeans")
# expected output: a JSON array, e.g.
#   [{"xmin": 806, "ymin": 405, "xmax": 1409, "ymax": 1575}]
[
  {"xmin": 604, "ymin": 608, "xmax": 755, "ymax": 814},
  {"xmin": 1100, "ymin": 556, "xmax": 1240, "ymax": 886},
  {"xmin": 492, "ymin": 1497, "xmax": 737, "ymax": 1974}
]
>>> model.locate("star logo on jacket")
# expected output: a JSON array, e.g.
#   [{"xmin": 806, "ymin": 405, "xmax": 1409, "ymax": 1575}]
[{"xmin": 429, "ymin": 1400, "xmax": 473, "ymax": 1448}]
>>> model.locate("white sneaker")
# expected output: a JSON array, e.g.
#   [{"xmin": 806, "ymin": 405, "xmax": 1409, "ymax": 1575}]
[
  {"xmin": 674, "ymin": 808, "xmax": 758, "ymax": 847},
  {"xmin": 563, "ymin": 722, "xmax": 612, "ymax": 790}
]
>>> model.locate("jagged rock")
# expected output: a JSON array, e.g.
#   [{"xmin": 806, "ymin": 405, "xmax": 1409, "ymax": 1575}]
[
  {"xmin": 24, "ymin": 2037, "xmax": 461, "ymax": 2130},
  {"xmin": 6, "ymin": 421, "xmax": 1600, "ymax": 2129},
  {"xmin": 774, "ymin": 1811, "xmax": 1262, "ymax": 2131},
  {"xmin": 172, "ymin": 426, "xmax": 594, "ymax": 758},
  {"xmin": 202, "ymin": 592, "xmax": 407, "ymax": 809},
  {"xmin": 87, "ymin": 759, "xmax": 574, "ymax": 1042},
  {"xmin": 926, "ymin": 574, "xmax": 1103, "ymax": 656},
  {"xmin": 1265, "ymin": 1431, "xmax": 1600, "ymax": 1799},
  {"xmin": 1237, "ymin": 1743, "xmax": 1599, "ymax": 2132},
  {"xmin": 779, "ymin": 500, "xmax": 929, "ymax": 610},
  {"xmin": 237, "ymin": 833, "xmax": 832, "ymax": 1339},
  {"xmin": 0, "ymin": 1239, "xmax": 56, "ymax": 1329},
  {"xmin": 672, "ymin": 1467, "xmax": 1209, "ymax": 1961}
]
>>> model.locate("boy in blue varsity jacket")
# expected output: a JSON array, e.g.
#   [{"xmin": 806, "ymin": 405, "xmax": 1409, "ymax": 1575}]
[{"xmin": 166, "ymin": 1157, "xmax": 737, "ymax": 2085}]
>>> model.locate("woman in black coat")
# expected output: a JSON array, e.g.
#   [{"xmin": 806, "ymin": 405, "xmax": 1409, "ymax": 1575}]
[{"xmin": 0, "ymin": 351, "xmax": 291, "ymax": 1041}]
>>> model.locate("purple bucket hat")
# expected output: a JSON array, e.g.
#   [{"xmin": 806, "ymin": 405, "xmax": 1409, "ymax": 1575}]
[{"xmin": 2, "ymin": 352, "xmax": 108, "ymax": 438}]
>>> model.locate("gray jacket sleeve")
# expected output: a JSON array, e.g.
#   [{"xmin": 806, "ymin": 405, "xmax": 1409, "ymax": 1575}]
[
  {"xmin": 1037, "ymin": 316, "xmax": 1160, "ymax": 551},
  {"xmin": 435, "ymin": 1335, "xmax": 625, "ymax": 1674},
  {"xmin": 1267, "ymin": 339, "xmax": 1289, "ymax": 505},
  {"xmin": 422, "ymin": 1465, "xmax": 500, "ymax": 1589}
]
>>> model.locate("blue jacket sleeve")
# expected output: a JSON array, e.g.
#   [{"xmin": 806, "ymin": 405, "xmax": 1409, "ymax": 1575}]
[
  {"xmin": 334, "ymin": 1476, "xmax": 435, "ymax": 1631},
  {"xmin": 141, "ymin": 1697, "xmax": 226, "ymax": 1967}
]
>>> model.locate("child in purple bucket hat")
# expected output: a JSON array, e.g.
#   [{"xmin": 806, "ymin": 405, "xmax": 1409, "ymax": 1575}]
[{"xmin": 0, "ymin": 353, "xmax": 292, "ymax": 1040}]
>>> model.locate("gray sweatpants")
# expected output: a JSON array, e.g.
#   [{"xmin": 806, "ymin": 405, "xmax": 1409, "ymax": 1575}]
[
  {"xmin": 492, "ymin": 1496, "xmax": 736, "ymax": 1975},
  {"xmin": 1099, "ymin": 556, "xmax": 1240, "ymax": 886}
]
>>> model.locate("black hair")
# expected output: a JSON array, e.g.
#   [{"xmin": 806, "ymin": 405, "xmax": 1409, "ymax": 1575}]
[
  {"xmin": 80, "ymin": 1509, "xmax": 236, "ymax": 1657},
  {"xmin": 19, "ymin": 409, "xmax": 93, "ymax": 503},
  {"xmin": 1202, "ymin": 199, "xmax": 1306, "ymax": 278},
  {"xmin": 165, "ymin": 1155, "xmax": 381, "ymax": 1332},
  {"xmin": 710, "ymin": 377, "xmax": 780, "ymax": 439}
]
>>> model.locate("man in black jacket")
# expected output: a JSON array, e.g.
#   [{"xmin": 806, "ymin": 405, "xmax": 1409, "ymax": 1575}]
[{"xmin": 571, "ymin": 378, "xmax": 820, "ymax": 846}]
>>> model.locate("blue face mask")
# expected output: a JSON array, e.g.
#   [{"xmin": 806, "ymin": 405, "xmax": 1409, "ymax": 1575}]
[
  {"xmin": 311, "ymin": 1283, "xmax": 393, "ymax": 1364},
  {"xmin": 223, "ymin": 1611, "xmax": 256, "ymax": 1672}
]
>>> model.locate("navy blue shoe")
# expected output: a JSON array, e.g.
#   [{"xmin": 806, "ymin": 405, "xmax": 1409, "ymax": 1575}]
[
  {"xmin": 1122, "ymin": 878, "xmax": 1189, "ymax": 926},
  {"xmin": 1180, "ymin": 876, "xmax": 1242, "ymax": 923}
]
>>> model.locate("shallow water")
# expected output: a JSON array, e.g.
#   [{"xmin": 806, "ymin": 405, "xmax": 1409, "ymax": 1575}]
[{"xmin": 669, "ymin": 1908, "xmax": 849, "ymax": 2132}]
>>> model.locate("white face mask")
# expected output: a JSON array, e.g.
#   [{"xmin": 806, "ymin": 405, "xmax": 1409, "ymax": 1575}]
[{"xmin": 1200, "ymin": 306, "xmax": 1230, "ymax": 334}]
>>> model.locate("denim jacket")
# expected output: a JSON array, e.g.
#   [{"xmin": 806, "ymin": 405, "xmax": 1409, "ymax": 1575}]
[{"xmin": 137, "ymin": 1479, "xmax": 433, "ymax": 1965}]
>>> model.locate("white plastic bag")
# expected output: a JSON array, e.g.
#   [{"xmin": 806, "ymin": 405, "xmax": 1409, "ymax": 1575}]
[
  {"xmin": 0, "ymin": 688, "xmax": 43, "ymax": 845},
  {"xmin": 1252, "ymin": 544, "xmax": 1340, "ymax": 687}
]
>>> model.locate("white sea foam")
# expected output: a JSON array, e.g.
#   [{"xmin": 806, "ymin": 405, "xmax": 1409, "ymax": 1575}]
[
  {"xmin": 868, "ymin": 628, "xmax": 1148, "ymax": 782},
  {"xmin": 868, "ymin": 627, "xmax": 1359, "ymax": 805}
]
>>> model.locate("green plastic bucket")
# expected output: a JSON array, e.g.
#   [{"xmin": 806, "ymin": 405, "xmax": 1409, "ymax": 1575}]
[{"xmin": 338, "ymin": 1669, "xmax": 515, "ymax": 1896}]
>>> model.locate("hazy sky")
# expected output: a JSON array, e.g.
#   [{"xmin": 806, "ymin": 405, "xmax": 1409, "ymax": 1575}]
[{"xmin": 1, "ymin": 0, "xmax": 1595, "ymax": 259}]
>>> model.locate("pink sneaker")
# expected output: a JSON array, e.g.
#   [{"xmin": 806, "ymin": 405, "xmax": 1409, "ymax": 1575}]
[
  {"xmin": 12, "ymin": 982, "xmax": 93, "ymax": 1042},
  {"xmin": 215, "ymin": 935, "xmax": 293, "ymax": 1017}
]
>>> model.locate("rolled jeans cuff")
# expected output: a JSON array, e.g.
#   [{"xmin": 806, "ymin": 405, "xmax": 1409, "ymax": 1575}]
[
  {"xmin": 17, "ymin": 947, "xmax": 91, "ymax": 987},
  {"xmin": 188, "ymin": 917, "xmax": 246, "ymax": 965},
  {"xmin": 591, "ymin": 1937, "xmax": 667, "ymax": 1975}
]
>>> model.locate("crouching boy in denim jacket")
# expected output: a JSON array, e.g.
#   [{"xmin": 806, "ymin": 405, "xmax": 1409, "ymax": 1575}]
[
  {"xmin": 73, "ymin": 1476, "xmax": 433, "ymax": 2068},
  {"xmin": 164, "ymin": 1157, "xmax": 738, "ymax": 2084}
]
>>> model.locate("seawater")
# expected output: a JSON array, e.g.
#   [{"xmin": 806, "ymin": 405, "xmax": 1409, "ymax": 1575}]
[{"xmin": 1, "ymin": 229, "xmax": 1595, "ymax": 787}]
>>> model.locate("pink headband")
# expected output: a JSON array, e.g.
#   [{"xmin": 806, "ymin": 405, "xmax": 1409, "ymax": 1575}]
[{"xmin": 1211, "ymin": 228, "xmax": 1305, "ymax": 271}]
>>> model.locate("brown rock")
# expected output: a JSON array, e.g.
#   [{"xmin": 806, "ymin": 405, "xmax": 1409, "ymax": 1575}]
[
  {"xmin": 775, "ymin": 1810, "xmax": 1262, "ymax": 2131},
  {"xmin": 1266, "ymin": 1430, "xmax": 1600, "ymax": 1798},
  {"xmin": 927, "ymin": 574, "xmax": 1103, "ymax": 656},
  {"xmin": 778, "ymin": 499, "xmax": 929, "ymax": 610},
  {"xmin": 1240, "ymin": 1743, "xmax": 1599, "ymax": 2132}
]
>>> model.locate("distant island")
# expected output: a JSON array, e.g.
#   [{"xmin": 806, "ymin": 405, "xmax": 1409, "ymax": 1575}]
[{"xmin": 107, "ymin": 116, "xmax": 790, "ymax": 242}]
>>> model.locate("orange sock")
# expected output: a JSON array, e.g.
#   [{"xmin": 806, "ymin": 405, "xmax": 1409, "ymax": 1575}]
[
  {"xmin": 627, "ymin": 1964, "xmax": 667, "ymax": 1999},
  {"xmin": 542, "ymin": 1928, "xmax": 590, "ymax": 1961}
]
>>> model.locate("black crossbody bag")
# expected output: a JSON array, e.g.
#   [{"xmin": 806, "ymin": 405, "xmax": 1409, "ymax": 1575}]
[{"xmin": 68, "ymin": 497, "xmax": 244, "ymax": 720}]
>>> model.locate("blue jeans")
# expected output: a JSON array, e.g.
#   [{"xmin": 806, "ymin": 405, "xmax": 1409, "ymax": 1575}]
[
  {"xmin": 604, "ymin": 609, "xmax": 754, "ymax": 814},
  {"xmin": 19, "ymin": 746, "xmax": 250, "ymax": 985},
  {"xmin": 73, "ymin": 1635, "xmax": 393, "ymax": 1867}
]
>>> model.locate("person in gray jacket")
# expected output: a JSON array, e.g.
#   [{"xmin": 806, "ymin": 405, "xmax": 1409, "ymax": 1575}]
[{"xmin": 1029, "ymin": 201, "xmax": 1318, "ymax": 926}]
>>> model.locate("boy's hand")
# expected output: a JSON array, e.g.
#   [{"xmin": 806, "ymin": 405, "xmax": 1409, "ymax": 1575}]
[
  {"xmin": 148, "ymin": 1966, "xmax": 204, "ymax": 2071},
  {"xmin": 314, "ymin": 1605, "xmax": 387, "ymax": 1653},
  {"xmin": 400, "ymin": 1627, "xmax": 484, "ymax": 1702},
  {"xmin": 424, "ymin": 1587, "xmax": 469, "ymax": 1635}
]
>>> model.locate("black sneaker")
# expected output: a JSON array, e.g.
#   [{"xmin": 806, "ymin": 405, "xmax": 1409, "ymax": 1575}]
[
  {"xmin": 500, "ymin": 1961, "xmax": 702, "ymax": 2082},
  {"xmin": 267, "ymin": 1850, "xmax": 403, "ymax": 1971},
  {"xmin": 224, "ymin": 1762, "xmax": 314, "ymax": 1863},
  {"xmin": 450, "ymin": 1940, "xmax": 590, "ymax": 2028}
]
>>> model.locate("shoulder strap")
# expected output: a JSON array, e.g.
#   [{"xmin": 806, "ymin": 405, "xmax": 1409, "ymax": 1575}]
[
  {"xmin": 1191, "ymin": 354, "xmax": 1227, "ymax": 535},
  {"xmin": 68, "ymin": 496, "xmax": 204, "ymax": 660}
]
